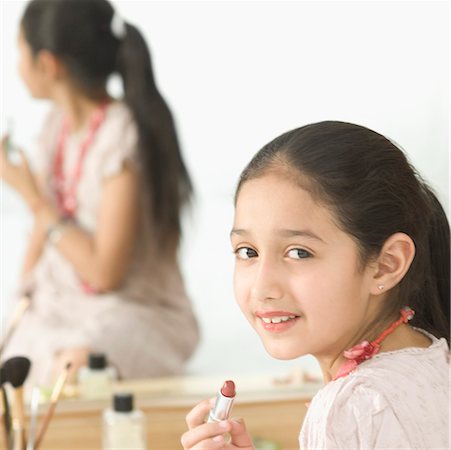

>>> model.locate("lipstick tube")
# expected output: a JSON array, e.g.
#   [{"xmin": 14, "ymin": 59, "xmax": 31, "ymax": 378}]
[{"xmin": 208, "ymin": 380, "xmax": 236, "ymax": 423}]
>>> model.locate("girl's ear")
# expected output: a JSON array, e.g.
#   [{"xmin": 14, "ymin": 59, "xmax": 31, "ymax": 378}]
[
  {"xmin": 35, "ymin": 49, "xmax": 65, "ymax": 81},
  {"xmin": 371, "ymin": 232, "xmax": 416, "ymax": 295}
]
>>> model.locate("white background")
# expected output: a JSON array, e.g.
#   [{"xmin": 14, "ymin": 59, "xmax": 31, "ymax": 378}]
[{"xmin": 1, "ymin": 0, "xmax": 449, "ymax": 378}]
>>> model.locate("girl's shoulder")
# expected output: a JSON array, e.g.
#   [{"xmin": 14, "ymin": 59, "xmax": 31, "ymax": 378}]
[
  {"xmin": 332, "ymin": 330, "xmax": 449, "ymax": 397},
  {"xmin": 105, "ymin": 100, "xmax": 134, "ymax": 121},
  {"xmin": 370, "ymin": 328, "xmax": 449, "ymax": 361},
  {"xmin": 94, "ymin": 101, "xmax": 140, "ymax": 178},
  {"xmin": 99, "ymin": 100, "xmax": 136, "ymax": 135},
  {"xmin": 99, "ymin": 101, "xmax": 138, "ymax": 144},
  {"xmin": 301, "ymin": 335, "xmax": 449, "ymax": 449}
]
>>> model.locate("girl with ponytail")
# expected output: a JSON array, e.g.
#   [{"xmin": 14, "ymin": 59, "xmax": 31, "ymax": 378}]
[
  {"xmin": 0, "ymin": 0, "xmax": 198, "ymax": 384},
  {"xmin": 181, "ymin": 121, "xmax": 449, "ymax": 450}
]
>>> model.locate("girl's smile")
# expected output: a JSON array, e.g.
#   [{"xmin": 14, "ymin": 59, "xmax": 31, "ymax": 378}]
[{"xmin": 255, "ymin": 310, "xmax": 301, "ymax": 333}]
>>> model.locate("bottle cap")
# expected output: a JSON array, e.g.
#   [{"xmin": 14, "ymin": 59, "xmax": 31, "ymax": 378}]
[
  {"xmin": 113, "ymin": 393, "xmax": 134, "ymax": 412},
  {"xmin": 88, "ymin": 353, "xmax": 106, "ymax": 370}
]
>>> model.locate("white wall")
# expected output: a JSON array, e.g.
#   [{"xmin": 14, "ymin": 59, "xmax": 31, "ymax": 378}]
[{"xmin": 1, "ymin": 1, "xmax": 449, "ymax": 377}]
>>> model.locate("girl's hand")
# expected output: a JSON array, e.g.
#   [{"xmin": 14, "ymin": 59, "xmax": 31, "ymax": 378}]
[
  {"xmin": 1, "ymin": 135, "xmax": 41, "ymax": 209},
  {"xmin": 181, "ymin": 399, "xmax": 255, "ymax": 450}
]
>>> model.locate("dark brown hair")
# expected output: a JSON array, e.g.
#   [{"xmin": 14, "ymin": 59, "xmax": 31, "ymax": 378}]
[{"xmin": 236, "ymin": 121, "xmax": 450, "ymax": 343}]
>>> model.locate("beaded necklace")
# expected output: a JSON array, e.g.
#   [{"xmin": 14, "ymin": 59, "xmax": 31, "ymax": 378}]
[
  {"xmin": 52, "ymin": 102, "xmax": 108, "ymax": 218},
  {"xmin": 51, "ymin": 102, "xmax": 109, "ymax": 294}
]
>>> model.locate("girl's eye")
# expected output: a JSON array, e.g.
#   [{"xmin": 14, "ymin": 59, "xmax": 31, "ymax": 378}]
[
  {"xmin": 235, "ymin": 247, "xmax": 258, "ymax": 259},
  {"xmin": 287, "ymin": 248, "xmax": 312, "ymax": 259}
]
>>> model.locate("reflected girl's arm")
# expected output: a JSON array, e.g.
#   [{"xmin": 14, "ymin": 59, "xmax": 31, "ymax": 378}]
[
  {"xmin": 21, "ymin": 174, "xmax": 50, "ymax": 279},
  {"xmin": 21, "ymin": 219, "xmax": 46, "ymax": 280},
  {"xmin": 37, "ymin": 162, "xmax": 140, "ymax": 292}
]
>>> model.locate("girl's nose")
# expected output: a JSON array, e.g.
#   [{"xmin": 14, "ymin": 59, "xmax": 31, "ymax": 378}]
[{"xmin": 250, "ymin": 258, "xmax": 284, "ymax": 302}]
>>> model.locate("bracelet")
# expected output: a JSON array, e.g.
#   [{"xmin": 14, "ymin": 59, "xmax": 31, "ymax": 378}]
[{"xmin": 46, "ymin": 221, "xmax": 68, "ymax": 245}]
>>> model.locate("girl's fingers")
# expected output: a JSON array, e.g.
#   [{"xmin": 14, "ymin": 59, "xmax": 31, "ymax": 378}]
[
  {"xmin": 0, "ymin": 145, "xmax": 13, "ymax": 177},
  {"xmin": 181, "ymin": 421, "xmax": 231, "ymax": 450},
  {"xmin": 229, "ymin": 418, "xmax": 254, "ymax": 448},
  {"xmin": 0, "ymin": 136, "xmax": 9, "ymax": 162},
  {"xmin": 185, "ymin": 397, "xmax": 215, "ymax": 429},
  {"xmin": 181, "ymin": 436, "xmax": 225, "ymax": 450}
]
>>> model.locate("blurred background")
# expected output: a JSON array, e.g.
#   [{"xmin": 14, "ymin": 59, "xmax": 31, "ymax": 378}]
[{"xmin": 1, "ymin": 0, "xmax": 449, "ymax": 378}]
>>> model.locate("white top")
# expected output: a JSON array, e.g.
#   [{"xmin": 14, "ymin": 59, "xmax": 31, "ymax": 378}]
[
  {"xmin": 2, "ymin": 102, "xmax": 199, "ymax": 385},
  {"xmin": 300, "ymin": 329, "xmax": 450, "ymax": 450}
]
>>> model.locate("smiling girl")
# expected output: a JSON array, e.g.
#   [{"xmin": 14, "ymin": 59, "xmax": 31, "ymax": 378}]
[{"xmin": 181, "ymin": 121, "xmax": 449, "ymax": 449}]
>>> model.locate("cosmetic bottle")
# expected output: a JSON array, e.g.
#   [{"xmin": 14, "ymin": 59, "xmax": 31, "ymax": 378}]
[
  {"xmin": 102, "ymin": 393, "xmax": 147, "ymax": 450},
  {"xmin": 78, "ymin": 353, "xmax": 117, "ymax": 399}
]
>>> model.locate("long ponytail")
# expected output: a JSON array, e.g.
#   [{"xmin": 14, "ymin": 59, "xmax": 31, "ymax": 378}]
[
  {"xmin": 417, "ymin": 187, "xmax": 450, "ymax": 342},
  {"xmin": 116, "ymin": 23, "xmax": 193, "ymax": 255}
]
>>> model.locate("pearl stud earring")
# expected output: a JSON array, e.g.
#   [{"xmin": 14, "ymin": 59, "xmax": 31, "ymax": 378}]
[{"xmin": 377, "ymin": 284, "xmax": 385, "ymax": 291}]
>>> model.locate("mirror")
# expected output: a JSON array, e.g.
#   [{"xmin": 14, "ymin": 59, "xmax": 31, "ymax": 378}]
[{"xmin": 1, "ymin": 1, "xmax": 448, "ymax": 385}]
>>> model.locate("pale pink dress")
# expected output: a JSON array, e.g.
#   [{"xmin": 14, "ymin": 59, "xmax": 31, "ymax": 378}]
[
  {"xmin": 300, "ymin": 329, "xmax": 449, "ymax": 449},
  {"xmin": 2, "ymin": 102, "xmax": 199, "ymax": 385}
]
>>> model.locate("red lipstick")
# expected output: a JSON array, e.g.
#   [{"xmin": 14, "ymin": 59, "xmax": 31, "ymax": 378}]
[{"xmin": 208, "ymin": 380, "xmax": 236, "ymax": 423}]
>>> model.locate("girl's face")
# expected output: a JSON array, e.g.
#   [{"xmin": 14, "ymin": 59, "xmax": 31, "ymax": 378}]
[
  {"xmin": 231, "ymin": 174, "xmax": 378, "ymax": 362},
  {"xmin": 17, "ymin": 31, "xmax": 51, "ymax": 99}
]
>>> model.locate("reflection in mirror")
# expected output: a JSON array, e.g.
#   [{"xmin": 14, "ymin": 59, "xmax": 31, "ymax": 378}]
[{"xmin": 1, "ymin": 0, "xmax": 199, "ymax": 389}]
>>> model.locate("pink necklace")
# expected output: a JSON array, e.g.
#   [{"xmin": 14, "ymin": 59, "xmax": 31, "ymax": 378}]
[
  {"xmin": 53, "ymin": 102, "xmax": 108, "ymax": 218},
  {"xmin": 333, "ymin": 306, "xmax": 415, "ymax": 381},
  {"xmin": 51, "ymin": 102, "xmax": 109, "ymax": 295}
]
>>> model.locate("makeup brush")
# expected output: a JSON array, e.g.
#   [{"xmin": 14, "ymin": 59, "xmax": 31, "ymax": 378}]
[
  {"xmin": 0, "ymin": 295, "xmax": 31, "ymax": 359},
  {"xmin": 25, "ymin": 387, "xmax": 40, "ymax": 450},
  {"xmin": 0, "ymin": 384, "xmax": 13, "ymax": 450},
  {"xmin": 1, "ymin": 357, "xmax": 31, "ymax": 450},
  {"xmin": 34, "ymin": 362, "xmax": 72, "ymax": 450},
  {"xmin": 0, "ymin": 391, "xmax": 4, "ymax": 442}
]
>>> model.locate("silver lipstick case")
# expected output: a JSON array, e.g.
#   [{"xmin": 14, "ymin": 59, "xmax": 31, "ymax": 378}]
[{"xmin": 208, "ymin": 391, "xmax": 235, "ymax": 423}]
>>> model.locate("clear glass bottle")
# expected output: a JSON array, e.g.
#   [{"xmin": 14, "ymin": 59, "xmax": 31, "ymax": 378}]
[
  {"xmin": 103, "ymin": 393, "xmax": 147, "ymax": 450},
  {"xmin": 78, "ymin": 353, "xmax": 117, "ymax": 399}
]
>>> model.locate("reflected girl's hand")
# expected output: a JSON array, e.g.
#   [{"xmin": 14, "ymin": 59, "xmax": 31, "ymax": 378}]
[
  {"xmin": 1, "ymin": 135, "xmax": 42, "ymax": 209},
  {"xmin": 181, "ymin": 399, "xmax": 255, "ymax": 450}
]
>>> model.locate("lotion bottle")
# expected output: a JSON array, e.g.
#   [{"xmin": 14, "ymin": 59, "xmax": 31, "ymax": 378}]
[
  {"xmin": 102, "ymin": 392, "xmax": 146, "ymax": 450},
  {"xmin": 78, "ymin": 353, "xmax": 117, "ymax": 399}
]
